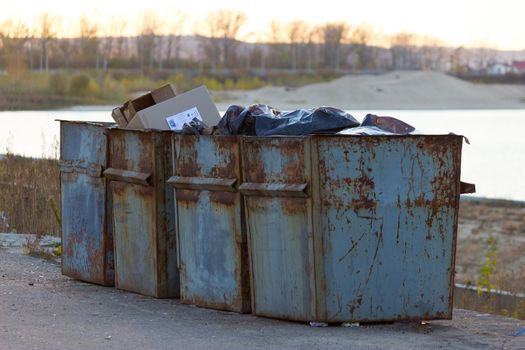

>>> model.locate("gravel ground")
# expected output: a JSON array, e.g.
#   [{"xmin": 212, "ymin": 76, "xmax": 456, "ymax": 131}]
[{"xmin": 1, "ymin": 247, "xmax": 524, "ymax": 350}]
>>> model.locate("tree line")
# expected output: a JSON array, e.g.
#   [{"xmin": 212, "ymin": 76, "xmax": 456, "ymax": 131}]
[{"xmin": 0, "ymin": 10, "xmax": 507, "ymax": 79}]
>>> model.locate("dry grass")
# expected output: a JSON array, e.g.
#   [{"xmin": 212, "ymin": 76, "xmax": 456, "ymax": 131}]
[
  {"xmin": 457, "ymin": 200, "xmax": 525, "ymax": 294},
  {"xmin": 0, "ymin": 154, "xmax": 60, "ymax": 236}
]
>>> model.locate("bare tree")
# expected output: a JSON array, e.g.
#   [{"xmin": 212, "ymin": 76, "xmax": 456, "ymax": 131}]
[
  {"xmin": 418, "ymin": 35, "xmax": 446, "ymax": 71},
  {"xmin": 137, "ymin": 11, "xmax": 161, "ymax": 70},
  {"xmin": 204, "ymin": 9, "xmax": 247, "ymax": 70},
  {"xmin": 38, "ymin": 13, "xmax": 56, "ymax": 71},
  {"xmin": 165, "ymin": 12, "xmax": 187, "ymax": 70},
  {"xmin": 350, "ymin": 25, "xmax": 376, "ymax": 69},
  {"xmin": 389, "ymin": 32, "xmax": 416, "ymax": 69},
  {"xmin": 449, "ymin": 46, "xmax": 466, "ymax": 73},
  {"xmin": 283, "ymin": 21, "xmax": 309, "ymax": 72},
  {"xmin": 100, "ymin": 16, "xmax": 127, "ymax": 71},
  {"xmin": 320, "ymin": 22, "xmax": 349, "ymax": 71},
  {"xmin": 79, "ymin": 16, "xmax": 100, "ymax": 69},
  {"xmin": 266, "ymin": 20, "xmax": 287, "ymax": 69},
  {"xmin": 0, "ymin": 18, "xmax": 30, "ymax": 79}
]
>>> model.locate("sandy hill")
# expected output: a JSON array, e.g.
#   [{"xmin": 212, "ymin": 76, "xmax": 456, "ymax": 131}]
[{"xmin": 215, "ymin": 71, "xmax": 525, "ymax": 111}]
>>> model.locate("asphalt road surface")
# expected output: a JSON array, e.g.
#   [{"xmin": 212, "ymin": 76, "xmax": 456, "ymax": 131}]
[{"xmin": 1, "ymin": 247, "xmax": 524, "ymax": 350}]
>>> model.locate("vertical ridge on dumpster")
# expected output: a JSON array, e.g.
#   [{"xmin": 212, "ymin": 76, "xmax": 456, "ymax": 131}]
[
  {"xmin": 60, "ymin": 121, "xmax": 115, "ymax": 286},
  {"xmin": 240, "ymin": 137, "xmax": 316, "ymax": 321}
]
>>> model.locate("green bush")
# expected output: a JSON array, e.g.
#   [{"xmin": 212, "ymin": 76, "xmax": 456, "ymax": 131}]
[
  {"xmin": 192, "ymin": 76, "xmax": 223, "ymax": 91},
  {"xmin": 69, "ymin": 74, "xmax": 99, "ymax": 97},
  {"xmin": 48, "ymin": 73, "xmax": 69, "ymax": 95}
]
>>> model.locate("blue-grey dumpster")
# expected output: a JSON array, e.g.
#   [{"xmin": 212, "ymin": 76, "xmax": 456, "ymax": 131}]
[
  {"xmin": 60, "ymin": 120, "xmax": 114, "ymax": 286},
  {"xmin": 103, "ymin": 128, "xmax": 178, "ymax": 298},
  {"xmin": 168, "ymin": 135, "xmax": 250, "ymax": 313},
  {"xmin": 239, "ymin": 135, "xmax": 464, "ymax": 323}
]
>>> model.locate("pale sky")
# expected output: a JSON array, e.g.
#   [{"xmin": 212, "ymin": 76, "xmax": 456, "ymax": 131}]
[{"xmin": 1, "ymin": 0, "xmax": 524, "ymax": 50}]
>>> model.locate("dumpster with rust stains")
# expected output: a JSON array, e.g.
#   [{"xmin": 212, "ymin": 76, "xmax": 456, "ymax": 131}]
[
  {"xmin": 168, "ymin": 135, "xmax": 250, "ymax": 313},
  {"xmin": 103, "ymin": 128, "xmax": 178, "ymax": 298},
  {"xmin": 240, "ymin": 134, "xmax": 466, "ymax": 323},
  {"xmin": 60, "ymin": 121, "xmax": 115, "ymax": 286}
]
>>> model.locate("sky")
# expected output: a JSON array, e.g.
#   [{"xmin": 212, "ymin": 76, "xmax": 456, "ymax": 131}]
[{"xmin": 0, "ymin": 0, "xmax": 524, "ymax": 50}]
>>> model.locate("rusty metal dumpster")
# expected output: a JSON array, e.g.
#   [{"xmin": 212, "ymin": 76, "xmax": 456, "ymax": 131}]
[
  {"xmin": 60, "ymin": 121, "xmax": 114, "ymax": 286},
  {"xmin": 103, "ymin": 129, "xmax": 178, "ymax": 298},
  {"xmin": 168, "ymin": 135, "xmax": 250, "ymax": 313},
  {"xmin": 240, "ymin": 135, "xmax": 463, "ymax": 323}
]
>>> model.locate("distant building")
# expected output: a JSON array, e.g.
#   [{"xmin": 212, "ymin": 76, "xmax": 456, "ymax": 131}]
[
  {"xmin": 511, "ymin": 60, "xmax": 525, "ymax": 74},
  {"xmin": 486, "ymin": 62, "xmax": 512, "ymax": 75}
]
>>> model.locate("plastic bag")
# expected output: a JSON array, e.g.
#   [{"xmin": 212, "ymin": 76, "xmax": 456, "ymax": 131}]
[
  {"xmin": 256, "ymin": 107, "xmax": 359, "ymax": 136},
  {"xmin": 360, "ymin": 114, "xmax": 415, "ymax": 134},
  {"xmin": 217, "ymin": 104, "xmax": 279, "ymax": 136},
  {"xmin": 338, "ymin": 114, "xmax": 416, "ymax": 135},
  {"xmin": 217, "ymin": 105, "xmax": 359, "ymax": 136}
]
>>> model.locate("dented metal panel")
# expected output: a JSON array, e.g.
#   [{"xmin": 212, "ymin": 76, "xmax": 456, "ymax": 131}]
[
  {"xmin": 242, "ymin": 135, "xmax": 463, "ymax": 323},
  {"xmin": 60, "ymin": 121, "xmax": 114, "ymax": 286},
  {"xmin": 313, "ymin": 135, "xmax": 462, "ymax": 322},
  {"xmin": 105, "ymin": 129, "xmax": 178, "ymax": 298},
  {"xmin": 169, "ymin": 135, "xmax": 250, "ymax": 313}
]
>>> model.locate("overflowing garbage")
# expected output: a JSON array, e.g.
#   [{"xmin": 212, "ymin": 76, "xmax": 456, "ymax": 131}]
[{"xmin": 110, "ymin": 84, "xmax": 417, "ymax": 136}]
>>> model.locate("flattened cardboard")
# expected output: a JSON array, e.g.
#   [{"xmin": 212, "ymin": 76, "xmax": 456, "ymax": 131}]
[{"xmin": 127, "ymin": 86, "xmax": 220, "ymax": 130}]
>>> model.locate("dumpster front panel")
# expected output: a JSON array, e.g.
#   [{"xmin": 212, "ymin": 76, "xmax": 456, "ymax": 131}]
[
  {"xmin": 107, "ymin": 129, "xmax": 177, "ymax": 298},
  {"xmin": 172, "ymin": 135, "xmax": 249, "ymax": 312},
  {"xmin": 314, "ymin": 135, "xmax": 462, "ymax": 322},
  {"xmin": 60, "ymin": 121, "xmax": 114, "ymax": 286},
  {"xmin": 241, "ymin": 137, "xmax": 315, "ymax": 321}
]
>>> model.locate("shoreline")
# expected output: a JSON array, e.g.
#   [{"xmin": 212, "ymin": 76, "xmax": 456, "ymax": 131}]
[{"xmin": 1, "ymin": 70, "xmax": 524, "ymax": 112}]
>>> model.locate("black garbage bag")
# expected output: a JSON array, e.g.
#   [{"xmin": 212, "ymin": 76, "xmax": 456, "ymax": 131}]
[
  {"xmin": 360, "ymin": 114, "xmax": 415, "ymax": 134},
  {"xmin": 256, "ymin": 107, "xmax": 360, "ymax": 136},
  {"xmin": 217, "ymin": 104, "xmax": 279, "ymax": 136},
  {"xmin": 217, "ymin": 104, "xmax": 359, "ymax": 136}
]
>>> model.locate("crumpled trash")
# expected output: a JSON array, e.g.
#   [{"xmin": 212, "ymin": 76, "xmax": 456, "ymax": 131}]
[
  {"xmin": 179, "ymin": 118, "xmax": 210, "ymax": 135},
  {"xmin": 217, "ymin": 104, "xmax": 360, "ymax": 136},
  {"xmin": 338, "ymin": 114, "xmax": 415, "ymax": 135},
  {"xmin": 338, "ymin": 126, "xmax": 396, "ymax": 136},
  {"xmin": 362, "ymin": 114, "xmax": 415, "ymax": 134}
]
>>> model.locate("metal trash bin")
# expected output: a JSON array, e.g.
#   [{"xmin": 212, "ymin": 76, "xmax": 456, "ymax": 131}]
[
  {"xmin": 168, "ymin": 135, "xmax": 250, "ymax": 313},
  {"xmin": 240, "ymin": 135, "xmax": 464, "ymax": 323},
  {"xmin": 103, "ymin": 129, "xmax": 178, "ymax": 298},
  {"xmin": 60, "ymin": 120, "xmax": 114, "ymax": 286}
]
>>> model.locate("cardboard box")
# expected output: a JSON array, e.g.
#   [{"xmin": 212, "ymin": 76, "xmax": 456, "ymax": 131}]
[
  {"xmin": 151, "ymin": 84, "xmax": 177, "ymax": 104},
  {"xmin": 127, "ymin": 86, "xmax": 221, "ymax": 130},
  {"xmin": 127, "ymin": 93, "xmax": 156, "ymax": 118}
]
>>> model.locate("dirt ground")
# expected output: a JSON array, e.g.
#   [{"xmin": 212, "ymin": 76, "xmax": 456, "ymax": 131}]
[
  {"xmin": 456, "ymin": 199, "xmax": 525, "ymax": 292},
  {"xmin": 1, "ymin": 247, "xmax": 525, "ymax": 350}
]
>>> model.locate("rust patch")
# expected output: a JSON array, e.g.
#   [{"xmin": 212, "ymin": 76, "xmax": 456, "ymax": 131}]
[
  {"xmin": 210, "ymin": 191, "xmax": 236, "ymax": 205},
  {"xmin": 281, "ymin": 197, "xmax": 307, "ymax": 215}
]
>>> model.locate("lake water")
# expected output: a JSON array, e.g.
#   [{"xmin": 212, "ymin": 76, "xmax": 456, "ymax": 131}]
[{"xmin": 1, "ymin": 107, "xmax": 523, "ymax": 201}]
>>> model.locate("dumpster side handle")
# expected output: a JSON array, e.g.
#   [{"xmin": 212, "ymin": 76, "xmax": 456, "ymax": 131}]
[
  {"xmin": 460, "ymin": 181, "xmax": 476, "ymax": 194},
  {"xmin": 103, "ymin": 168, "xmax": 151, "ymax": 186},
  {"xmin": 239, "ymin": 182, "xmax": 309, "ymax": 198},
  {"xmin": 167, "ymin": 176, "xmax": 237, "ymax": 192}
]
